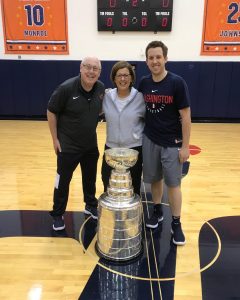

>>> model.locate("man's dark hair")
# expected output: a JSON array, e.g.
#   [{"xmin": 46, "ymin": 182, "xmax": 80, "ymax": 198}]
[{"xmin": 145, "ymin": 41, "xmax": 168, "ymax": 58}]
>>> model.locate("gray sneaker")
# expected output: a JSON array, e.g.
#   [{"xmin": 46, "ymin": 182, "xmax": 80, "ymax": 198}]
[
  {"xmin": 171, "ymin": 222, "xmax": 186, "ymax": 245},
  {"xmin": 84, "ymin": 205, "xmax": 98, "ymax": 220},
  {"xmin": 53, "ymin": 216, "xmax": 65, "ymax": 231},
  {"xmin": 145, "ymin": 211, "xmax": 164, "ymax": 229}
]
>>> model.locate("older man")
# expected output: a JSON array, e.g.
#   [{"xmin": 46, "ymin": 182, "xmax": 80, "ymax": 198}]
[{"xmin": 47, "ymin": 57, "xmax": 105, "ymax": 231}]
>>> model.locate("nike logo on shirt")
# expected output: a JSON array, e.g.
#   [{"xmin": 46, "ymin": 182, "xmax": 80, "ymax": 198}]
[
  {"xmin": 73, "ymin": 96, "xmax": 80, "ymax": 100},
  {"xmin": 151, "ymin": 90, "xmax": 158, "ymax": 93}
]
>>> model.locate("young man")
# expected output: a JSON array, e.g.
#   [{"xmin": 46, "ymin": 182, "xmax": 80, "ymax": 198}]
[
  {"xmin": 47, "ymin": 57, "xmax": 105, "ymax": 231},
  {"xmin": 138, "ymin": 41, "xmax": 191, "ymax": 245}
]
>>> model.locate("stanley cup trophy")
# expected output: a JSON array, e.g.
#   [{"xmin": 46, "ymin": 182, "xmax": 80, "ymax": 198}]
[{"xmin": 96, "ymin": 148, "xmax": 143, "ymax": 261}]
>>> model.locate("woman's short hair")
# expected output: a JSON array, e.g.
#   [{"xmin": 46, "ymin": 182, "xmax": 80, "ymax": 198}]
[{"xmin": 110, "ymin": 61, "xmax": 136, "ymax": 87}]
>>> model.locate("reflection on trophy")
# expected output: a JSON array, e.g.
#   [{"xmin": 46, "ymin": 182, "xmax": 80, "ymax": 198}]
[
  {"xmin": 98, "ymin": 258, "xmax": 140, "ymax": 300},
  {"xmin": 96, "ymin": 148, "xmax": 143, "ymax": 261}
]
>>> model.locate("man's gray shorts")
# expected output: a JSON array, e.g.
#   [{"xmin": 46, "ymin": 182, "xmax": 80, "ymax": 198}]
[{"xmin": 142, "ymin": 134, "xmax": 182, "ymax": 187}]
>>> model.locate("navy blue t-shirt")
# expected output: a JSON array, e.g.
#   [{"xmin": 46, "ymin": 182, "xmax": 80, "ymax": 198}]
[{"xmin": 138, "ymin": 72, "xmax": 190, "ymax": 147}]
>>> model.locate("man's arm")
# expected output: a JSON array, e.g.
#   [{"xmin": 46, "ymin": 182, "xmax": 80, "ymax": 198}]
[
  {"xmin": 47, "ymin": 109, "xmax": 61, "ymax": 155},
  {"xmin": 179, "ymin": 107, "xmax": 191, "ymax": 163}
]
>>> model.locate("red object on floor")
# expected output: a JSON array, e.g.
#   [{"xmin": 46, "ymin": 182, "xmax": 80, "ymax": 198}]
[{"xmin": 189, "ymin": 145, "xmax": 201, "ymax": 155}]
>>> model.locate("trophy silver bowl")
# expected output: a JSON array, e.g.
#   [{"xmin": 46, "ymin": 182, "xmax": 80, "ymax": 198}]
[
  {"xmin": 96, "ymin": 148, "xmax": 143, "ymax": 261},
  {"xmin": 104, "ymin": 148, "xmax": 138, "ymax": 171}
]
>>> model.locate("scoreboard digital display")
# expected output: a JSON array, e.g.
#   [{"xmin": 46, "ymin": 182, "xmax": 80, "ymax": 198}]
[{"xmin": 97, "ymin": 0, "xmax": 173, "ymax": 32}]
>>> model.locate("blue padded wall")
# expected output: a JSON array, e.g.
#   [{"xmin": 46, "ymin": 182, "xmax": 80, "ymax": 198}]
[
  {"xmin": 0, "ymin": 59, "xmax": 239, "ymax": 121},
  {"xmin": 228, "ymin": 63, "xmax": 240, "ymax": 119}
]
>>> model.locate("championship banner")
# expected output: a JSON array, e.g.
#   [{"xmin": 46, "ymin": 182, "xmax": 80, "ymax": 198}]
[
  {"xmin": 1, "ymin": 0, "xmax": 68, "ymax": 55},
  {"xmin": 201, "ymin": 0, "xmax": 240, "ymax": 56}
]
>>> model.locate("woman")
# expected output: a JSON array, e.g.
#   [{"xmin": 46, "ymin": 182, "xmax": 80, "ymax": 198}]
[{"xmin": 101, "ymin": 61, "xmax": 146, "ymax": 196}]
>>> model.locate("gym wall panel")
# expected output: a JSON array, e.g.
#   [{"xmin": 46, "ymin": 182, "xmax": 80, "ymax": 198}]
[
  {"xmin": 0, "ymin": 60, "xmax": 15, "ymax": 115},
  {"xmin": 227, "ymin": 64, "xmax": 240, "ymax": 119},
  {"xmin": 212, "ymin": 63, "xmax": 232, "ymax": 118},
  {"xmin": 11, "ymin": 61, "xmax": 31, "ymax": 116},
  {"xmin": 0, "ymin": 60, "xmax": 239, "ymax": 121},
  {"xmin": 194, "ymin": 62, "xmax": 216, "ymax": 118}
]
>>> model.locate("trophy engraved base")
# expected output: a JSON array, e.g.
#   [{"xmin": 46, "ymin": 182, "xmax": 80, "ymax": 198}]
[{"xmin": 96, "ymin": 148, "xmax": 143, "ymax": 261}]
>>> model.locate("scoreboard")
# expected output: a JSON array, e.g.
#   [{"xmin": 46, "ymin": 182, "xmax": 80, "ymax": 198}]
[{"xmin": 97, "ymin": 0, "xmax": 173, "ymax": 32}]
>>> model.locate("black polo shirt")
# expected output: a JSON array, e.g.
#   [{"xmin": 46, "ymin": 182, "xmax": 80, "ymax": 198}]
[{"xmin": 48, "ymin": 75, "xmax": 105, "ymax": 153}]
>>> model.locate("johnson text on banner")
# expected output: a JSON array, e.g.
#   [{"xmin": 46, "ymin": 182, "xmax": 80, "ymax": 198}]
[
  {"xmin": 1, "ymin": 0, "xmax": 69, "ymax": 55},
  {"xmin": 201, "ymin": 0, "xmax": 240, "ymax": 56}
]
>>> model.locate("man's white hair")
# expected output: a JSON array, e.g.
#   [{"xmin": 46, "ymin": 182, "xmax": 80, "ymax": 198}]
[{"xmin": 81, "ymin": 56, "xmax": 101, "ymax": 69}]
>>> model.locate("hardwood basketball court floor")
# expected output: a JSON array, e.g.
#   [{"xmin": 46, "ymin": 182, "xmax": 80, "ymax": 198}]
[{"xmin": 0, "ymin": 121, "xmax": 240, "ymax": 300}]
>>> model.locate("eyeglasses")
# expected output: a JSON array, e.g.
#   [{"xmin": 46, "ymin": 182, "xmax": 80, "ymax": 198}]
[
  {"xmin": 115, "ymin": 74, "xmax": 131, "ymax": 79},
  {"xmin": 82, "ymin": 64, "xmax": 101, "ymax": 72}
]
